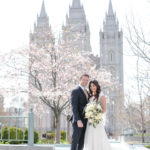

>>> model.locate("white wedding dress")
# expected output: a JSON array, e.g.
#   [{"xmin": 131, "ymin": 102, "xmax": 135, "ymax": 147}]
[{"xmin": 83, "ymin": 93, "xmax": 112, "ymax": 150}]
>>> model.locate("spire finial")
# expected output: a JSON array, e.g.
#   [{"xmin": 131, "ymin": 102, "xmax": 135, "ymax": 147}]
[
  {"xmin": 108, "ymin": 0, "xmax": 114, "ymax": 16},
  {"xmin": 72, "ymin": 0, "xmax": 81, "ymax": 8},
  {"xmin": 40, "ymin": 0, "xmax": 47, "ymax": 17}
]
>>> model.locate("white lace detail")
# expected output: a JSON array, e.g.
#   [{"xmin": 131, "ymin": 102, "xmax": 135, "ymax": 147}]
[
  {"xmin": 89, "ymin": 92, "xmax": 104, "ymax": 104},
  {"xmin": 83, "ymin": 92, "xmax": 112, "ymax": 150}
]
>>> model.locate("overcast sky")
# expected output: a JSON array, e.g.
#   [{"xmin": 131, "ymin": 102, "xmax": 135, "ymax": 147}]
[{"xmin": 0, "ymin": 0, "xmax": 150, "ymax": 105}]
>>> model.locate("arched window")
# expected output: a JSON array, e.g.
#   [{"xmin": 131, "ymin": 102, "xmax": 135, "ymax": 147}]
[
  {"xmin": 111, "ymin": 53, "xmax": 113, "ymax": 61},
  {"xmin": 108, "ymin": 51, "xmax": 115, "ymax": 63}
]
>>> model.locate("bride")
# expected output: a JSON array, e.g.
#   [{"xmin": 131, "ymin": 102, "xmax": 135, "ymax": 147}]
[{"xmin": 83, "ymin": 80, "xmax": 112, "ymax": 150}]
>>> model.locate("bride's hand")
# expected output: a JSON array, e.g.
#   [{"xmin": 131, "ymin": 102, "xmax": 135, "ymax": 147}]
[{"xmin": 77, "ymin": 120, "xmax": 84, "ymax": 128}]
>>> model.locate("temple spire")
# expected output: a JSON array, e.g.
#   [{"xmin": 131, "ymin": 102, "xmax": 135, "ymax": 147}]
[
  {"xmin": 72, "ymin": 0, "xmax": 81, "ymax": 8},
  {"xmin": 40, "ymin": 0, "xmax": 47, "ymax": 17},
  {"xmin": 108, "ymin": 0, "xmax": 114, "ymax": 16}
]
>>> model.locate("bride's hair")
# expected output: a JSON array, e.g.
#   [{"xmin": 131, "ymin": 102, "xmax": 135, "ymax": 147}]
[{"xmin": 89, "ymin": 80, "xmax": 101, "ymax": 100}]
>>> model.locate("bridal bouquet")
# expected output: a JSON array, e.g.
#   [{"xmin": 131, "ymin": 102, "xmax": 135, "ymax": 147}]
[{"xmin": 84, "ymin": 100, "xmax": 103, "ymax": 128}]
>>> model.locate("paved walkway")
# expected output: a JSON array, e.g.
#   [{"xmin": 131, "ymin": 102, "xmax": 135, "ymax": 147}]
[
  {"xmin": 0, "ymin": 143, "xmax": 148, "ymax": 150},
  {"xmin": 55, "ymin": 141, "xmax": 148, "ymax": 150},
  {"xmin": 129, "ymin": 144, "xmax": 149, "ymax": 150}
]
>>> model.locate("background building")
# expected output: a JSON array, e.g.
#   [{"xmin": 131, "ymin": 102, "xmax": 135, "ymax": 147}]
[
  {"xmin": 28, "ymin": 0, "xmax": 124, "ymax": 135},
  {"xmin": 99, "ymin": 0, "xmax": 124, "ymax": 136},
  {"xmin": 62, "ymin": 0, "xmax": 91, "ymax": 52}
]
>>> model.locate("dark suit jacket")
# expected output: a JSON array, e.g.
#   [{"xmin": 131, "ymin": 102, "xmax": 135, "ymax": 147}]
[{"xmin": 70, "ymin": 86, "xmax": 88, "ymax": 123}]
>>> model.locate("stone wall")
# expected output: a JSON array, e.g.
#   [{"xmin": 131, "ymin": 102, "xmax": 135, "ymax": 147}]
[{"xmin": 0, "ymin": 145, "xmax": 55, "ymax": 150}]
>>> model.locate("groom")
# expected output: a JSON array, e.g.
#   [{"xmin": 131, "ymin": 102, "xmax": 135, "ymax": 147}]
[{"xmin": 70, "ymin": 74, "xmax": 89, "ymax": 150}]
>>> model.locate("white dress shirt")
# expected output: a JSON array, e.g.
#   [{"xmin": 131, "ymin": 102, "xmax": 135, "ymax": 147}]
[{"xmin": 79, "ymin": 84, "xmax": 85, "ymax": 91}]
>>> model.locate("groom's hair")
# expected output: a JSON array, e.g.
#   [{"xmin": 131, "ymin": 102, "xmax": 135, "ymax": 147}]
[{"xmin": 80, "ymin": 74, "xmax": 89, "ymax": 79}]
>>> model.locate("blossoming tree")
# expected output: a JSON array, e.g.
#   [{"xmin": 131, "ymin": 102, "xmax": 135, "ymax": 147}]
[{"xmin": 1, "ymin": 31, "xmax": 114, "ymax": 143}]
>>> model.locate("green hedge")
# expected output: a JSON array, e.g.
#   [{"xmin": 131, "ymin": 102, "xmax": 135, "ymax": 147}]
[
  {"xmin": 9, "ymin": 127, "xmax": 24, "ymax": 144},
  {"xmin": 0, "ymin": 126, "xmax": 39, "ymax": 144},
  {"xmin": 24, "ymin": 128, "xmax": 39, "ymax": 143}
]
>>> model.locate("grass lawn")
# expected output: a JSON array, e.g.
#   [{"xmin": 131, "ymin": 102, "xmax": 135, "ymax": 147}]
[{"xmin": 145, "ymin": 145, "xmax": 150, "ymax": 149}]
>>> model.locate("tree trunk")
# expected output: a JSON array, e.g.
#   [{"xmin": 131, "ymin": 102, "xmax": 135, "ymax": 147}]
[
  {"xmin": 142, "ymin": 131, "xmax": 145, "ymax": 143},
  {"xmin": 67, "ymin": 115, "xmax": 71, "ymax": 143},
  {"xmin": 55, "ymin": 114, "xmax": 61, "ymax": 144},
  {"xmin": 141, "ymin": 125, "xmax": 145, "ymax": 143}
]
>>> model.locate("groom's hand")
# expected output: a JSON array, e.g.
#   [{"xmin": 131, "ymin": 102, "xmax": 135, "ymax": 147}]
[{"xmin": 77, "ymin": 120, "xmax": 84, "ymax": 128}]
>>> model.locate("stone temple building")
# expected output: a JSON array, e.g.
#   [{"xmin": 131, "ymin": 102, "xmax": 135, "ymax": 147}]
[
  {"xmin": 99, "ymin": 0, "xmax": 124, "ymax": 136},
  {"xmin": 29, "ymin": 0, "xmax": 124, "ymax": 136},
  {"xmin": 62, "ymin": 0, "xmax": 91, "ymax": 52}
]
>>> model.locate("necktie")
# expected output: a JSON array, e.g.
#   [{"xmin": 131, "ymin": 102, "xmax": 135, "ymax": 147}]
[{"xmin": 84, "ymin": 88, "xmax": 88, "ymax": 101}]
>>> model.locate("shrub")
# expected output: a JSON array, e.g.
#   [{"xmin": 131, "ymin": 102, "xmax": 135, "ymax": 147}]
[
  {"xmin": 46, "ymin": 131, "xmax": 56, "ymax": 140},
  {"xmin": 145, "ymin": 145, "xmax": 150, "ymax": 148},
  {"xmin": 24, "ymin": 128, "xmax": 39, "ymax": 143},
  {"xmin": 61, "ymin": 130, "xmax": 66, "ymax": 140},
  {"xmin": 2, "ymin": 126, "xmax": 8, "ymax": 141},
  {"xmin": 9, "ymin": 127, "xmax": 23, "ymax": 144},
  {"xmin": 1, "ymin": 126, "xmax": 23, "ymax": 144},
  {"xmin": 0, "ymin": 126, "xmax": 39, "ymax": 144},
  {"xmin": 45, "ymin": 130, "xmax": 66, "ymax": 141},
  {"xmin": 34, "ymin": 130, "xmax": 39, "ymax": 143},
  {"xmin": 37, "ymin": 139, "xmax": 48, "ymax": 144}
]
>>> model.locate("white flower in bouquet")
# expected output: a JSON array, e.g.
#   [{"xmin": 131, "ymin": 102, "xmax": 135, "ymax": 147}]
[{"xmin": 84, "ymin": 100, "xmax": 103, "ymax": 128}]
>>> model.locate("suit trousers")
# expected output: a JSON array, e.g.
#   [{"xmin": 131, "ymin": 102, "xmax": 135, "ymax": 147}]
[{"xmin": 71, "ymin": 121, "xmax": 87, "ymax": 150}]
